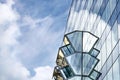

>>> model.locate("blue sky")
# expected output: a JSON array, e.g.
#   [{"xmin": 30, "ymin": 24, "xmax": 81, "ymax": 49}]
[{"xmin": 0, "ymin": 0, "xmax": 72, "ymax": 79}]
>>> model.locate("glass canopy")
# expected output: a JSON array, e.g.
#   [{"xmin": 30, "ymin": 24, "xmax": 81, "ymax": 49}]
[{"xmin": 53, "ymin": 31, "xmax": 101, "ymax": 80}]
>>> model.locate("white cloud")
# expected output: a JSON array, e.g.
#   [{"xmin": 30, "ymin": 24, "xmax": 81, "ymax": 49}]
[
  {"xmin": 0, "ymin": 0, "xmax": 61, "ymax": 80},
  {"xmin": 0, "ymin": 0, "xmax": 30, "ymax": 80},
  {"xmin": 0, "ymin": 23, "xmax": 21, "ymax": 47},
  {"xmin": 0, "ymin": 56, "xmax": 30, "ymax": 80},
  {"xmin": 30, "ymin": 66, "xmax": 53, "ymax": 80},
  {"xmin": 16, "ymin": 15, "xmax": 60, "ymax": 59},
  {"xmin": 0, "ymin": 0, "xmax": 19, "ymax": 24}
]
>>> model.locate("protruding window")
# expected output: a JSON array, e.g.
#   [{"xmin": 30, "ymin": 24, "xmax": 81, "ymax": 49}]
[{"xmin": 53, "ymin": 31, "xmax": 101, "ymax": 80}]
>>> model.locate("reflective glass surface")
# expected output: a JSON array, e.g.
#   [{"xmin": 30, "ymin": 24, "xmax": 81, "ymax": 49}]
[
  {"xmin": 60, "ymin": 66, "xmax": 74, "ymax": 79},
  {"xmin": 83, "ymin": 54, "xmax": 99, "ymax": 75},
  {"xmin": 66, "ymin": 53, "xmax": 82, "ymax": 75},
  {"xmin": 90, "ymin": 70, "xmax": 101, "ymax": 80},
  {"xmin": 66, "ymin": 31, "xmax": 83, "ymax": 52},
  {"xmin": 89, "ymin": 48, "xmax": 100, "ymax": 57},
  {"xmin": 83, "ymin": 32, "xmax": 98, "ymax": 52}
]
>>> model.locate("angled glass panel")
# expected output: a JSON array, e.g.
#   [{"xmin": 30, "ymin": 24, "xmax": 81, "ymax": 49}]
[
  {"xmin": 61, "ymin": 46, "xmax": 71, "ymax": 57},
  {"xmin": 83, "ymin": 77, "xmax": 93, "ymax": 80},
  {"xmin": 60, "ymin": 44, "xmax": 75, "ymax": 57},
  {"xmin": 90, "ymin": 70, "xmax": 101, "ymax": 80},
  {"xmin": 68, "ymin": 76, "xmax": 81, "ymax": 80},
  {"xmin": 66, "ymin": 53, "xmax": 82, "ymax": 75},
  {"xmin": 60, "ymin": 66, "xmax": 74, "ymax": 79},
  {"xmin": 83, "ymin": 54, "xmax": 99, "ymax": 75},
  {"xmin": 89, "ymin": 48, "xmax": 100, "ymax": 57},
  {"xmin": 67, "ymin": 44, "xmax": 75, "ymax": 54},
  {"xmin": 66, "ymin": 31, "xmax": 83, "ymax": 52},
  {"xmin": 83, "ymin": 32, "xmax": 98, "ymax": 52}
]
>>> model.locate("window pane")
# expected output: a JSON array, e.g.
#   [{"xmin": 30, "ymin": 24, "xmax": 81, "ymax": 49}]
[
  {"xmin": 66, "ymin": 53, "xmax": 82, "ymax": 75},
  {"xmin": 83, "ymin": 32, "xmax": 98, "ymax": 52},
  {"xmin": 66, "ymin": 31, "xmax": 83, "ymax": 52},
  {"xmin": 83, "ymin": 54, "xmax": 99, "ymax": 75}
]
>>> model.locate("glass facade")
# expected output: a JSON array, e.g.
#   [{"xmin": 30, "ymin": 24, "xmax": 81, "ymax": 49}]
[
  {"xmin": 53, "ymin": 31, "xmax": 101, "ymax": 80},
  {"xmin": 53, "ymin": 0, "xmax": 120, "ymax": 80}
]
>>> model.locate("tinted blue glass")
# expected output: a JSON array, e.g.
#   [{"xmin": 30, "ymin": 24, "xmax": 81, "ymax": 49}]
[
  {"xmin": 108, "ymin": 0, "xmax": 120, "ymax": 27},
  {"xmin": 62, "ymin": 66, "xmax": 74, "ymax": 78},
  {"xmin": 86, "ymin": 0, "xmax": 93, "ymax": 10},
  {"xmin": 118, "ymin": 14, "xmax": 120, "ymax": 23},
  {"xmin": 73, "ymin": 0, "xmax": 78, "ymax": 12},
  {"xmin": 83, "ymin": 54, "xmax": 99, "ymax": 75},
  {"xmin": 83, "ymin": 0, "xmax": 88, "ymax": 10},
  {"xmin": 101, "ymin": 0, "xmax": 117, "ymax": 23},
  {"xmin": 90, "ymin": 48, "xmax": 100, "ymax": 57},
  {"xmin": 66, "ymin": 53, "xmax": 82, "ymax": 75},
  {"xmin": 61, "ymin": 46, "xmax": 71, "ymax": 56},
  {"xmin": 90, "ymin": 70, "xmax": 101, "ymax": 80},
  {"xmin": 67, "ymin": 44, "xmax": 75, "ymax": 54},
  {"xmin": 92, "ymin": 0, "xmax": 103, "ymax": 14},
  {"xmin": 76, "ymin": 0, "xmax": 83, "ymax": 12},
  {"xmin": 66, "ymin": 31, "xmax": 83, "ymax": 52},
  {"xmin": 98, "ymin": 0, "xmax": 109, "ymax": 16},
  {"xmin": 90, "ymin": 0, "xmax": 97, "ymax": 12}
]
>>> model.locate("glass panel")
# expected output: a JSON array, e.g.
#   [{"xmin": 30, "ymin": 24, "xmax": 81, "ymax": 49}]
[
  {"xmin": 61, "ymin": 46, "xmax": 71, "ymax": 57},
  {"xmin": 95, "ymin": 53, "xmax": 102, "ymax": 71},
  {"xmin": 66, "ymin": 53, "xmax": 82, "ymax": 75},
  {"xmin": 83, "ymin": 32, "xmax": 98, "ymax": 52},
  {"xmin": 66, "ymin": 0, "xmax": 78, "ymax": 33},
  {"xmin": 106, "ymin": 31, "xmax": 112, "ymax": 58},
  {"xmin": 90, "ymin": 70, "xmax": 101, "ymax": 80},
  {"xmin": 66, "ymin": 31, "xmax": 83, "ymax": 52},
  {"xmin": 100, "ymin": 40, "xmax": 107, "ymax": 67},
  {"xmin": 61, "ymin": 66, "xmax": 74, "ymax": 79},
  {"xmin": 67, "ymin": 44, "xmax": 75, "ymax": 54},
  {"xmin": 100, "ymin": 52, "xmax": 112, "ymax": 79},
  {"xmin": 61, "ymin": 44, "xmax": 75, "ymax": 57},
  {"xmin": 100, "ymin": 42, "xmax": 119, "ymax": 79},
  {"xmin": 108, "ymin": 0, "xmax": 120, "ymax": 27},
  {"xmin": 98, "ymin": 0, "xmax": 109, "ymax": 16},
  {"xmin": 92, "ymin": 0, "xmax": 103, "ymax": 14},
  {"xmin": 112, "ymin": 21, "xmax": 118, "ymax": 49},
  {"xmin": 96, "ymin": 24, "xmax": 111, "ymax": 50},
  {"xmin": 83, "ymin": 77, "xmax": 92, "ymax": 80},
  {"xmin": 68, "ymin": 76, "xmax": 81, "ymax": 80},
  {"xmin": 86, "ymin": 0, "xmax": 93, "ymax": 10},
  {"xmin": 113, "ymin": 59, "xmax": 120, "ymax": 80},
  {"xmin": 83, "ymin": 54, "xmax": 99, "ymax": 75},
  {"xmin": 112, "ymin": 43, "xmax": 119, "ymax": 65},
  {"xmin": 90, "ymin": 0, "xmax": 97, "ymax": 12},
  {"xmin": 118, "ymin": 14, "xmax": 120, "ymax": 39},
  {"xmin": 89, "ymin": 48, "xmax": 100, "ymax": 57},
  {"xmin": 103, "ymin": 76, "xmax": 107, "ymax": 80},
  {"xmin": 107, "ymin": 67, "xmax": 112, "ymax": 80},
  {"xmin": 102, "ymin": 0, "xmax": 116, "ymax": 23}
]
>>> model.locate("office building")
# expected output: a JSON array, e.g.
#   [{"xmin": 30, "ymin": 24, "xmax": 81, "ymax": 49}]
[{"xmin": 53, "ymin": 0, "xmax": 120, "ymax": 80}]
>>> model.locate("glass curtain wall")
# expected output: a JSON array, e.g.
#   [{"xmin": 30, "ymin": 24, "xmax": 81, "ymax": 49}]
[{"xmin": 65, "ymin": 0, "xmax": 120, "ymax": 80}]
